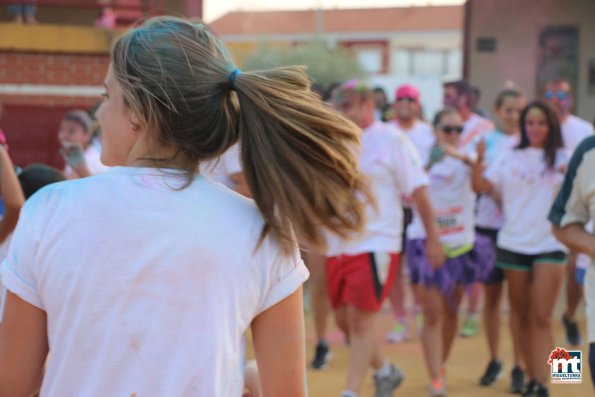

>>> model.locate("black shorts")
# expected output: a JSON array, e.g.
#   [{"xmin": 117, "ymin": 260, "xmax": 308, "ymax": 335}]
[
  {"xmin": 496, "ymin": 248, "xmax": 567, "ymax": 272},
  {"xmin": 476, "ymin": 227, "xmax": 503, "ymax": 284},
  {"xmin": 401, "ymin": 207, "xmax": 413, "ymax": 253}
]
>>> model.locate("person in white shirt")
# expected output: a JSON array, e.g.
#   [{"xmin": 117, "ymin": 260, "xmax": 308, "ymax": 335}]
[
  {"xmin": 544, "ymin": 78, "xmax": 594, "ymax": 347},
  {"xmin": 386, "ymin": 83, "xmax": 435, "ymax": 344},
  {"xmin": 58, "ymin": 110, "xmax": 109, "ymax": 179},
  {"xmin": 200, "ymin": 143, "xmax": 251, "ymax": 197},
  {"xmin": 549, "ymin": 135, "xmax": 595, "ymax": 389},
  {"xmin": 390, "ymin": 84, "xmax": 436, "ymax": 166},
  {"xmin": 443, "ymin": 80, "xmax": 495, "ymax": 337},
  {"xmin": 472, "ymin": 101, "xmax": 568, "ymax": 397},
  {"xmin": 443, "ymin": 80, "xmax": 494, "ymax": 152},
  {"xmin": 0, "ymin": 17, "xmax": 370, "ymax": 397},
  {"xmin": 0, "ymin": 140, "xmax": 26, "ymax": 319},
  {"xmin": 0, "ymin": 163, "xmax": 65, "ymax": 320},
  {"xmin": 475, "ymin": 88, "xmax": 527, "ymax": 392},
  {"xmin": 407, "ymin": 107, "xmax": 494, "ymax": 397},
  {"xmin": 330, "ymin": 80, "xmax": 445, "ymax": 397}
]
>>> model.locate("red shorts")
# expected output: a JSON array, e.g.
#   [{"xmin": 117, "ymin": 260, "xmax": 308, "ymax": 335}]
[{"xmin": 326, "ymin": 252, "xmax": 399, "ymax": 311}]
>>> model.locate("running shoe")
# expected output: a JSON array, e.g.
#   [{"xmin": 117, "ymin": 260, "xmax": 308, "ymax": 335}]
[
  {"xmin": 510, "ymin": 366, "xmax": 525, "ymax": 394},
  {"xmin": 386, "ymin": 321, "xmax": 408, "ymax": 343},
  {"xmin": 460, "ymin": 316, "xmax": 479, "ymax": 337},
  {"xmin": 373, "ymin": 364, "xmax": 404, "ymax": 397},
  {"xmin": 562, "ymin": 315, "xmax": 581, "ymax": 346},
  {"xmin": 310, "ymin": 341, "xmax": 331, "ymax": 370},
  {"xmin": 479, "ymin": 359, "xmax": 502, "ymax": 386},
  {"xmin": 429, "ymin": 377, "xmax": 446, "ymax": 397},
  {"xmin": 521, "ymin": 380, "xmax": 548, "ymax": 397}
]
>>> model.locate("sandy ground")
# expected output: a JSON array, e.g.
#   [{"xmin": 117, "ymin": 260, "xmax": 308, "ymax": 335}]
[{"xmin": 304, "ymin": 308, "xmax": 591, "ymax": 396}]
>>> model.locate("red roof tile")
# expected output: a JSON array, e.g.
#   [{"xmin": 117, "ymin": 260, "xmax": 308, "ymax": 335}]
[{"xmin": 209, "ymin": 6, "xmax": 463, "ymax": 36}]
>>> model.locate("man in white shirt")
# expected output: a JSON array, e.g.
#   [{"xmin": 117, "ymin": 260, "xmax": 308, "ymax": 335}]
[
  {"xmin": 390, "ymin": 84, "xmax": 435, "ymax": 166},
  {"xmin": 329, "ymin": 80, "xmax": 444, "ymax": 397},
  {"xmin": 545, "ymin": 78, "xmax": 595, "ymax": 346},
  {"xmin": 443, "ymin": 80, "xmax": 494, "ymax": 152}
]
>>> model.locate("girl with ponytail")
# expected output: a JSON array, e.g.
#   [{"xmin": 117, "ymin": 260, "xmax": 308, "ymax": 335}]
[{"xmin": 0, "ymin": 17, "xmax": 368, "ymax": 397}]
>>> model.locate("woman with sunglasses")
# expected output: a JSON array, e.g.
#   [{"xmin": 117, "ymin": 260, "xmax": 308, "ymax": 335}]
[
  {"xmin": 476, "ymin": 88, "xmax": 527, "ymax": 392},
  {"xmin": 472, "ymin": 101, "xmax": 568, "ymax": 397},
  {"xmin": 386, "ymin": 84, "xmax": 436, "ymax": 344},
  {"xmin": 407, "ymin": 107, "xmax": 494, "ymax": 397}
]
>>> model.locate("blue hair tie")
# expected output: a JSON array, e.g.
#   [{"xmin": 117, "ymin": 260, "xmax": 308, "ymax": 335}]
[{"xmin": 228, "ymin": 68, "xmax": 241, "ymax": 90}]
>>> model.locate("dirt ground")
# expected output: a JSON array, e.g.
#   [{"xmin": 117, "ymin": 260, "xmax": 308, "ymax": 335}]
[{"xmin": 303, "ymin": 297, "xmax": 592, "ymax": 397}]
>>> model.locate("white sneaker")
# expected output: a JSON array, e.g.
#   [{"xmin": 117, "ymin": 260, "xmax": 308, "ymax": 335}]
[
  {"xmin": 385, "ymin": 321, "xmax": 408, "ymax": 343},
  {"xmin": 374, "ymin": 364, "xmax": 404, "ymax": 397}
]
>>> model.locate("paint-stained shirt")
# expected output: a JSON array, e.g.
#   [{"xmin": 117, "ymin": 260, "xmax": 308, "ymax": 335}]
[
  {"xmin": 1, "ymin": 167, "xmax": 308, "ymax": 397},
  {"xmin": 326, "ymin": 121, "xmax": 428, "ymax": 256}
]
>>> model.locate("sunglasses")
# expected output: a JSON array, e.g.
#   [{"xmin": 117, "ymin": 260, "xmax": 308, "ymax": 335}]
[
  {"xmin": 396, "ymin": 97, "xmax": 416, "ymax": 103},
  {"xmin": 441, "ymin": 125, "xmax": 464, "ymax": 134},
  {"xmin": 544, "ymin": 90, "xmax": 569, "ymax": 100}
]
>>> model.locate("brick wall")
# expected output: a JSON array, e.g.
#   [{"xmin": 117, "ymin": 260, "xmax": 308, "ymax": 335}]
[
  {"xmin": 0, "ymin": 52, "xmax": 109, "ymax": 94},
  {"xmin": 0, "ymin": 51, "xmax": 109, "ymax": 168}
]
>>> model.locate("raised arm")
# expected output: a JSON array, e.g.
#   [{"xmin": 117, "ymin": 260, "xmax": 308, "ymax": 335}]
[
  {"xmin": 471, "ymin": 161, "xmax": 494, "ymax": 194},
  {"xmin": 251, "ymin": 288, "xmax": 306, "ymax": 397},
  {"xmin": 0, "ymin": 146, "xmax": 25, "ymax": 243},
  {"xmin": 470, "ymin": 139, "xmax": 494, "ymax": 194}
]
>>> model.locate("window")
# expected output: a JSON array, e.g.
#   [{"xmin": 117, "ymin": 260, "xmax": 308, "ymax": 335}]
[
  {"xmin": 392, "ymin": 50, "xmax": 411, "ymax": 76},
  {"xmin": 354, "ymin": 47, "xmax": 383, "ymax": 74}
]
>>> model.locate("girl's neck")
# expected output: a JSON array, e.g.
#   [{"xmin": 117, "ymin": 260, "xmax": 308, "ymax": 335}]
[{"xmin": 528, "ymin": 144, "xmax": 545, "ymax": 149}]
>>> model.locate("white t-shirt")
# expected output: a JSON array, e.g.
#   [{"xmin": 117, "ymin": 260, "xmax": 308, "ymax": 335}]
[
  {"xmin": 561, "ymin": 114, "xmax": 594, "ymax": 155},
  {"xmin": 64, "ymin": 144, "xmax": 109, "ymax": 178},
  {"xmin": 200, "ymin": 143, "xmax": 242, "ymax": 189},
  {"xmin": 389, "ymin": 119, "xmax": 436, "ymax": 166},
  {"xmin": 407, "ymin": 156, "xmax": 476, "ymax": 248},
  {"xmin": 475, "ymin": 130, "xmax": 520, "ymax": 229},
  {"xmin": 459, "ymin": 113, "xmax": 494, "ymax": 152},
  {"xmin": 0, "ymin": 167, "xmax": 308, "ymax": 397},
  {"xmin": 326, "ymin": 122, "xmax": 428, "ymax": 257},
  {"xmin": 485, "ymin": 148, "xmax": 568, "ymax": 254}
]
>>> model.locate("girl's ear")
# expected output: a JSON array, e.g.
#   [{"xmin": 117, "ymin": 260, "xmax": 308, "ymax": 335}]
[{"xmin": 128, "ymin": 112, "xmax": 142, "ymax": 134}]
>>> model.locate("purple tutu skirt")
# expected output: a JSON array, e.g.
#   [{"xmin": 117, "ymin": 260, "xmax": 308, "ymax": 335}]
[{"xmin": 406, "ymin": 233, "xmax": 496, "ymax": 298}]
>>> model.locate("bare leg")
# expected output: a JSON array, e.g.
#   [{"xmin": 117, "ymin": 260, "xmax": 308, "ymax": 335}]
[
  {"xmin": 442, "ymin": 286, "xmax": 464, "ymax": 364},
  {"xmin": 416, "ymin": 285, "xmax": 444, "ymax": 380},
  {"xmin": 529, "ymin": 263, "xmax": 565, "ymax": 385},
  {"xmin": 510, "ymin": 302, "xmax": 524, "ymax": 368},
  {"xmin": 505, "ymin": 269, "xmax": 532, "ymax": 378},
  {"xmin": 483, "ymin": 283, "xmax": 503, "ymax": 360},
  {"xmin": 466, "ymin": 282, "xmax": 483, "ymax": 316},
  {"xmin": 306, "ymin": 251, "xmax": 330, "ymax": 343},
  {"xmin": 345, "ymin": 306, "xmax": 379, "ymax": 393},
  {"xmin": 564, "ymin": 253, "xmax": 582, "ymax": 320},
  {"xmin": 388, "ymin": 261, "xmax": 407, "ymax": 320},
  {"xmin": 334, "ymin": 306, "xmax": 348, "ymax": 336}
]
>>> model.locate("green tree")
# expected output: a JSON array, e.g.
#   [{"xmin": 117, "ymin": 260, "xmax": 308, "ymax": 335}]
[{"xmin": 243, "ymin": 40, "xmax": 367, "ymax": 88}]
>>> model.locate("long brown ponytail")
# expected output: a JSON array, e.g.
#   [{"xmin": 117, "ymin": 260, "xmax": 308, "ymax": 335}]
[{"xmin": 111, "ymin": 16, "xmax": 369, "ymax": 253}]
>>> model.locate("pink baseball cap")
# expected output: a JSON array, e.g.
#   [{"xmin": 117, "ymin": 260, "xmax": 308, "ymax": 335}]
[{"xmin": 395, "ymin": 84, "xmax": 420, "ymax": 102}]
